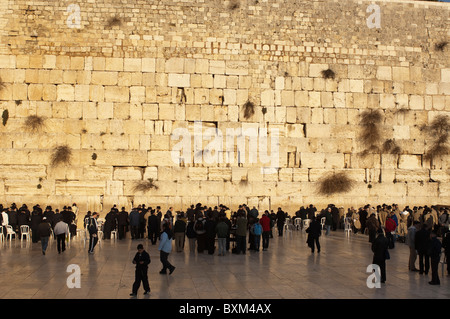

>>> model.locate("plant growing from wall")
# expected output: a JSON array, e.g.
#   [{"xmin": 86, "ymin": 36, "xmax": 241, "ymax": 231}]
[
  {"xmin": 382, "ymin": 139, "xmax": 401, "ymax": 154},
  {"xmin": 228, "ymin": 0, "xmax": 240, "ymax": 10},
  {"xmin": 358, "ymin": 109, "xmax": 383, "ymax": 155},
  {"xmin": 434, "ymin": 41, "xmax": 448, "ymax": 52},
  {"xmin": 321, "ymin": 68, "xmax": 336, "ymax": 79},
  {"xmin": 106, "ymin": 16, "xmax": 122, "ymax": 29},
  {"xmin": 50, "ymin": 145, "xmax": 72, "ymax": 167},
  {"xmin": 423, "ymin": 114, "xmax": 449, "ymax": 161},
  {"xmin": 24, "ymin": 115, "xmax": 45, "ymax": 133},
  {"xmin": 2, "ymin": 109, "xmax": 8, "ymax": 126},
  {"xmin": 243, "ymin": 100, "xmax": 255, "ymax": 119},
  {"xmin": 132, "ymin": 178, "xmax": 159, "ymax": 193},
  {"xmin": 317, "ymin": 171, "xmax": 355, "ymax": 196}
]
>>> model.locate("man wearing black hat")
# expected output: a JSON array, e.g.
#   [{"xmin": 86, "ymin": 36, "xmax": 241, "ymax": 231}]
[
  {"xmin": 130, "ymin": 244, "xmax": 151, "ymax": 296},
  {"xmin": 87, "ymin": 212, "xmax": 100, "ymax": 254},
  {"xmin": 38, "ymin": 217, "xmax": 52, "ymax": 255},
  {"xmin": 372, "ymin": 228, "xmax": 389, "ymax": 283},
  {"xmin": 428, "ymin": 230, "xmax": 442, "ymax": 285}
]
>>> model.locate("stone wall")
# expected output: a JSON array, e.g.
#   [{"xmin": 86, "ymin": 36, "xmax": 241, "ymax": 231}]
[{"xmin": 0, "ymin": 0, "xmax": 449, "ymax": 214}]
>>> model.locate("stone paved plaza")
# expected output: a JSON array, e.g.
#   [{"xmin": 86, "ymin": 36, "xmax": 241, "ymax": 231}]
[{"xmin": 0, "ymin": 229, "xmax": 448, "ymax": 300}]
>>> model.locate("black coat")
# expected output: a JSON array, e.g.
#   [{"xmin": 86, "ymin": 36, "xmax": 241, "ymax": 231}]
[
  {"xmin": 104, "ymin": 211, "xmax": 118, "ymax": 233},
  {"xmin": 133, "ymin": 250, "xmax": 151, "ymax": 270},
  {"xmin": 306, "ymin": 220, "xmax": 322, "ymax": 238},
  {"xmin": 38, "ymin": 221, "xmax": 52, "ymax": 238},
  {"xmin": 415, "ymin": 228, "xmax": 431, "ymax": 254},
  {"xmin": 17, "ymin": 211, "xmax": 30, "ymax": 226},
  {"xmin": 117, "ymin": 211, "xmax": 129, "ymax": 226},
  {"xmin": 205, "ymin": 219, "xmax": 216, "ymax": 239},
  {"xmin": 8, "ymin": 210, "xmax": 18, "ymax": 225},
  {"xmin": 43, "ymin": 211, "xmax": 55, "ymax": 227},
  {"xmin": 30, "ymin": 211, "xmax": 43, "ymax": 230},
  {"xmin": 148, "ymin": 215, "xmax": 159, "ymax": 232},
  {"xmin": 372, "ymin": 233, "xmax": 389, "ymax": 260},
  {"xmin": 427, "ymin": 237, "xmax": 442, "ymax": 260},
  {"xmin": 276, "ymin": 211, "xmax": 286, "ymax": 226}
]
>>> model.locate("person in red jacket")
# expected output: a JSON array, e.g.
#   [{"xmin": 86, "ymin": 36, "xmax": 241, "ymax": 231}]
[
  {"xmin": 260, "ymin": 210, "xmax": 272, "ymax": 251},
  {"xmin": 385, "ymin": 212, "xmax": 397, "ymax": 249}
]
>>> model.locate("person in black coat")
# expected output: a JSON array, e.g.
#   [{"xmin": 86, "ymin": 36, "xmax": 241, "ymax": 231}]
[
  {"xmin": 30, "ymin": 207, "xmax": 43, "ymax": 243},
  {"xmin": 7, "ymin": 206, "xmax": 18, "ymax": 233},
  {"xmin": 276, "ymin": 207, "xmax": 286, "ymax": 237},
  {"xmin": 17, "ymin": 205, "xmax": 30, "ymax": 237},
  {"xmin": 359, "ymin": 206, "xmax": 369, "ymax": 235},
  {"xmin": 43, "ymin": 206, "xmax": 55, "ymax": 229},
  {"xmin": 306, "ymin": 217, "xmax": 322, "ymax": 253},
  {"xmin": 117, "ymin": 207, "xmax": 129, "ymax": 240},
  {"xmin": 428, "ymin": 231, "xmax": 442, "ymax": 285},
  {"xmin": 415, "ymin": 224, "xmax": 431, "ymax": 275},
  {"xmin": 331, "ymin": 205, "xmax": 340, "ymax": 231},
  {"xmin": 130, "ymin": 244, "xmax": 151, "ymax": 296},
  {"xmin": 103, "ymin": 209, "xmax": 117, "ymax": 240},
  {"xmin": 372, "ymin": 229, "xmax": 389, "ymax": 283},
  {"xmin": 442, "ymin": 230, "xmax": 450, "ymax": 276},
  {"xmin": 147, "ymin": 210, "xmax": 159, "ymax": 245},
  {"xmin": 204, "ymin": 214, "xmax": 216, "ymax": 255}
]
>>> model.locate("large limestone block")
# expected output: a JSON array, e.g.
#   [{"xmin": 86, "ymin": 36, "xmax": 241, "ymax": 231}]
[
  {"xmin": 147, "ymin": 150, "xmax": 178, "ymax": 166},
  {"xmin": 85, "ymin": 150, "xmax": 147, "ymax": 166},
  {"xmin": 165, "ymin": 58, "xmax": 185, "ymax": 73},
  {"xmin": 407, "ymin": 182, "xmax": 438, "ymax": 198},
  {"xmin": 0, "ymin": 165, "xmax": 46, "ymax": 179},
  {"xmin": 104, "ymin": 86, "xmax": 130, "ymax": 103},
  {"xmin": 395, "ymin": 169, "xmax": 429, "ymax": 182},
  {"xmin": 300, "ymin": 153, "xmax": 325, "ymax": 169},
  {"xmin": 55, "ymin": 181, "xmax": 106, "ymax": 196},
  {"xmin": 398, "ymin": 155, "xmax": 422, "ymax": 170},
  {"xmin": 441, "ymin": 68, "xmax": 450, "ymax": 83},
  {"xmin": 208, "ymin": 167, "xmax": 232, "ymax": 181},
  {"xmin": 226, "ymin": 60, "xmax": 248, "ymax": 76},
  {"xmin": 113, "ymin": 167, "xmax": 143, "ymax": 180},
  {"xmin": 168, "ymin": 74, "xmax": 190, "ymax": 87}
]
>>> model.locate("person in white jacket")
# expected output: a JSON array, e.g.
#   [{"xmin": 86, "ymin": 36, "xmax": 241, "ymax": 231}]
[{"xmin": 54, "ymin": 219, "xmax": 69, "ymax": 254}]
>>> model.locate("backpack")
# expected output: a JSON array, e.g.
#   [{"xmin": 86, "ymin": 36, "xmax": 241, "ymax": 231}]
[{"xmin": 252, "ymin": 223, "xmax": 262, "ymax": 236}]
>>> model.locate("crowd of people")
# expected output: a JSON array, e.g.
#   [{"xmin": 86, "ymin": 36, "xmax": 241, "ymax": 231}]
[{"xmin": 1, "ymin": 201, "xmax": 449, "ymax": 289}]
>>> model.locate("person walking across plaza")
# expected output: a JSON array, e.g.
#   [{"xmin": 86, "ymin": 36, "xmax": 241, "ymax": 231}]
[
  {"xmin": 38, "ymin": 217, "xmax": 52, "ymax": 255},
  {"xmin": 372, "ymin": 228, "xmax": 389, "ymax": 284},
  {"xmin": 130, "ymin": 244, "xmax": 151, "ymax": 296},
  {"xmin": 54, "ymin": 218, "xmax": 69, "ymax": 254},
  {"xmin": 88, "ymin": 212, "xmax": 100, "ymax": 254},
  {"xmin": 306, "ymin": 217, "xmax": 322, "ymax": 253},
  {"xmin": 158, "ymin": 223, "xmax": 175, "ymax": 275}
]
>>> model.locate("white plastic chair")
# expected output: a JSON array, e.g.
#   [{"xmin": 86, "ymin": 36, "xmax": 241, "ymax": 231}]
[
  {"xmin": 6, "ymin": 225, "xmax": 16, "ymax": 241},
  {"xmin": 111, "ymin": 228, "xmax": 118, "ymax": 241},
  {"xmin": 20, "ymin": 225, "xmax": 31, "ymax": 241},
  {"xmin": 294, "ymin": 218, "xmax": 302, "ymax": 231},
  {"xmin": 302, "ymin": 219, "xmax": 311, "ymax": 232},
  {"xmin": 344, "ymin": 217, "xmax": 352, "ymax": 237},
  {"xmin": 97, "ymin": 230, "xmax": 103, "ymax": 246},
  {"xmin": 320, "ymin": 217, "xmax": 326, "ymax": 230},
  {"xmin": 0, "ymin": 226, "xmax": 4, "ymax": 243},
  {"xmin": 283, "ymin": 222, "xmax": 293, "ymax": 238}
]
